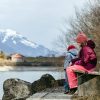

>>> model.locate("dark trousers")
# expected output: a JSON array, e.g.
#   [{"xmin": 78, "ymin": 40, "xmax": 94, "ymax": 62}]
[{"xmin": 64, "ymin": 70, "xmax": 70, "ymax": 92}]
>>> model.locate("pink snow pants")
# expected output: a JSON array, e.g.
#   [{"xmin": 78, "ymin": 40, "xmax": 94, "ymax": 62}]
[{"xmin": 66, "ymin": 65, "xmax": 95, "ymax": 89}]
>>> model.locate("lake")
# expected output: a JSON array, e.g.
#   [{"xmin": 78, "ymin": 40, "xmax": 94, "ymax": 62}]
[{"xmin": 0, "ymin": 66, "xmax": 64, "ymax": 99}]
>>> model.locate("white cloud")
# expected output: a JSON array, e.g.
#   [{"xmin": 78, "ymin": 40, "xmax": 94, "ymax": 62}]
[{"xmin": 0, "ymin": 0, "xmax": 87, "ymax": 49}]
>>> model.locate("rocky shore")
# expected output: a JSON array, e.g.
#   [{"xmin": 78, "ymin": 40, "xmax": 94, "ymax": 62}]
[
  {"xmin": 2, "ymin": 73, "xmax": 100, "ymax": 100},
  {"xmin": 2, "ymin": 74, "xmax": 64, "ymax": 100}
]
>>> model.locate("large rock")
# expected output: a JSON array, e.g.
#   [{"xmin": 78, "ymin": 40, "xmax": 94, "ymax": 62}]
[
  {"xmin": 2, "ymin": 74, "xmax": 64, "ymax": 100},
  {"xmin": 56, "ymin": 79, "xmax": 64, "ymax": 86},
  {"xmin": 2, "ymin": 78, "xmax": 32, "ymax": 100},
  {"xmin": 72, "ymin": 95, "xmax": 100, "ymax": 100},
  {"xmin": 72, "ymin": 74, "xmax": 100, "ymax": 100},
  {"xmin": 31, "ymin": 74, "xmax": 58, "ymax": 93},
  {"xmin": 77, "ymin": 75, "xmax": 100, "ymax": 96}
]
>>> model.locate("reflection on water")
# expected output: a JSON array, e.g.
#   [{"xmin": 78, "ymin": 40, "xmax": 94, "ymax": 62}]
[{"xmin": 0, "ymin": 70, "xmax": 64, "ymax": 99}]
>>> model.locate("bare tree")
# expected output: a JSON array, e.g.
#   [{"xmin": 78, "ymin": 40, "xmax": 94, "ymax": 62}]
[{"xmin": 55, "ymin": 0, "xmax": 100, "ymax": 69}]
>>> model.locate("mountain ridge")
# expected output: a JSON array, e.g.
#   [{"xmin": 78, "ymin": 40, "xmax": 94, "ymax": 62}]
[{"xmin": 0, "ymin": 29, "xmax": 57, "ymax": 57}]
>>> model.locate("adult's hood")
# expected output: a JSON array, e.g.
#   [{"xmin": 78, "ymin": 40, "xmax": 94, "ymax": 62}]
[{"xmin": 87, "ymin": 40, "xmax": 95, "ymax": 49}]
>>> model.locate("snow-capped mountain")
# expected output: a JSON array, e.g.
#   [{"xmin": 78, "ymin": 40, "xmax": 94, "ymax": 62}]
[{"xmin": 0, "ymin": 29, "xmax": 57, "ymax": 57}]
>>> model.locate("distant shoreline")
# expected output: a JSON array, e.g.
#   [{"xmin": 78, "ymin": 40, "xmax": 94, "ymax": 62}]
[{"xmin": 0, "ymin": 56, "xmax": 64, "ymax": 67}]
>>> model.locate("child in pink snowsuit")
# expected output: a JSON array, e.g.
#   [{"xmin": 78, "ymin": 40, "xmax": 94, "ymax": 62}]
[{"xmin": 66, "ymin": 32, "xmax": 97, "ymax": 93}]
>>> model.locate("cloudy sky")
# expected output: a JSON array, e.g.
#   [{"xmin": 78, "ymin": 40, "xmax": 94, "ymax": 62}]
[{"xmin": 0, "ymin": 0, "xmax": 88, "ymax": 49}]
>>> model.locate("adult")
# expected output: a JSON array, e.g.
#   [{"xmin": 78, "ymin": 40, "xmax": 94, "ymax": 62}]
[{"xmin": 66, "ymin": 32, "xmax": 97, "ymax": 94}]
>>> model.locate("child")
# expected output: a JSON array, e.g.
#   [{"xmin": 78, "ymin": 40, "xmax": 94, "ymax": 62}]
[{"xmin": 64, "ymin": 45, "xmax": 78, "ymax": 94}]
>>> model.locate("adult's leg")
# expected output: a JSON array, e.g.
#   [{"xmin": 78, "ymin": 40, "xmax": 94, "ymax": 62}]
[{"xmin": 66, "ymin": 65, "xmax": 88, "ymax": 89}]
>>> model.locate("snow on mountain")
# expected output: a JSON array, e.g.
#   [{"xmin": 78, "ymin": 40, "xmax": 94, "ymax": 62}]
[{"xmin": 0, "ymin": 29, "xmax": 57, "ymax": 57}]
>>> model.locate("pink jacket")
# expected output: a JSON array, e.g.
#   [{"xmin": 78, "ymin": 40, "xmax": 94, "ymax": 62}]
[{"xmin": 75, "ymin": 45, "xmax": 97, "ymax": 70}]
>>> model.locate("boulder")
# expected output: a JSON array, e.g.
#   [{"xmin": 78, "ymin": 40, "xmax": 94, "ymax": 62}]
[
  {"xmin": 72, "ymin": 95, "xmax": 100, "ymax": 100},
  {"xmin": 56, "ymin": 79, "xmax": 64, "ymax": 86},
  {"xmin": 2, "ymin": 74, "xmax": 64, "ymax": 100},
  {"xmin": 2, "ymin": 78, "xmax": 32, "ymax": 100},
  {"xmin": 31, "ymin": 74, "xmax": 58, "ymax": 93}
]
